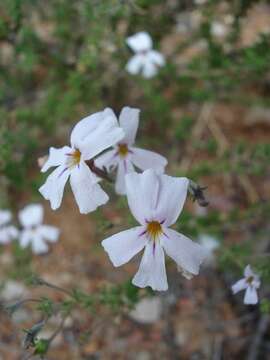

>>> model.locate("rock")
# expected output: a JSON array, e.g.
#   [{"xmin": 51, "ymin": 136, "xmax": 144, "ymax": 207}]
[
  {"xmin": 129, "ymin": 297, "xmax": 162, "ymax": 324},
  {"xmin": 1, "ymin": 280, "xmax": 28, "ymax": 301}
]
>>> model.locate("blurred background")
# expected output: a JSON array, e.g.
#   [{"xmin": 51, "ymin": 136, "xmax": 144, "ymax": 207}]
[{"xmin": 0, "ymin": 0, "xmax": 270, "ymax": 359}]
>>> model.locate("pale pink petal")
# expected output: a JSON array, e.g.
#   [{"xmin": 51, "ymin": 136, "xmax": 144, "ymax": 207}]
[
  {"xmin": 79, "ymin": 115, "xmax": 124, "ymax": 160},
  {"xmin": 161, "ymin": 229, "xmax": 206, "ymax": 276},
  {"xmin": 0, "ymin": 210, "xmax": 12, "ymax": 226},
  {"xmin": 37, "ymin": 225, "xmax": 60, "ymax": 243},
  {"xmin": 70, "ymin": 162, "xmax": 109, "ymax": 214},
  {"xmin": 19, "ymin": 204, "xmax": 44, "ymax": 228},
  {"xmin": 115, "ymin": 160, "xmax": 135, "ymax": 195},
  {"xmin": 126, "ymin": 55, "xmax": 144, "ymax": 75},
  {"xmin": 119, "ymin": 107, "xmax": 140, "ymax": 145},
  {"xmin": 102, "ymin": 227, "xmax": 147, "ymax": 267},
  {"xmin": 39, "ymin": 165, "xmax": 70, "ymax": 211},
  {"xmin": 131, "ymin": 147, "xmax": 167, "ymax": 173},
  {"xmin": 126, "ymin": 32, "xmax": 153, "ymax": 52},
  {"xmin": 94, "ymin": 149, "xmax": 117, "ymax": 171},
  {"xmin": 132, "ymin": 241, "xmax": 168, "ymax": 291},
  {"xmin": 148, "ymin": 50, "xmax": 165, "ymax": 66},
  {"xmin": 41, "ymin": 146, "xmax": 71, "ymax": 173},
  {"xmin": 155, "ymin": 175, "xmax": 189, "ymax": 226},
  {"xmin": 125, "ymin": 169, "xmax": 160, "ymax": 224},
  {"xmin": 231, "ymin": 278, "xmax": 247, "ymax": 294},
  {"xmin": 244, "ymin": 286, "xmax": 258, "ymax": 305}
]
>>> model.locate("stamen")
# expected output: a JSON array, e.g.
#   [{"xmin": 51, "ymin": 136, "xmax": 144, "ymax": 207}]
[
  {"xmin": 146, "ymin": 221, "xmax": 163, "ymax": 242},
  {"xmin": 118, "ymin": 143, "xmax": 129, "ymax": 158},
  {"xmin": 66, "ymin": 149, "xmax": 81, "ymax": 168}
]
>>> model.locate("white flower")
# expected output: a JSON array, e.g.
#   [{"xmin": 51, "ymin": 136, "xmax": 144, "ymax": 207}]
[
  {"xmin": 95, "ymin": 107, "xmax": 167, "ymax": 195},
  {"xmin": 102, "ymin": 169, "xmax": 207, "ymax": 291},
  {"xmin": 18, "ymin": 204, "xmax": 60, "ymax": 254},
  {"xmin": 39, "ymin": 109, "xmax": 124, "ymax": 214},
  {"xmin": 211, "ymin": 21, "xmax": 228, "ymax": 38},
  {"xmin": 0, "ymin": 210, "xmax": 18, "ymax": 244},
  {"xmin": 126, "ymin": 32, "xmax": 165, "ymax": 78},
  {"xmin": 231, "ymin": 265, "xmax": 260, "ymax": 305}
]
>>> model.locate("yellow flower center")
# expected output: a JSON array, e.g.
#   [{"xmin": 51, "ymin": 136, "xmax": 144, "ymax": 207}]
[
  {"xmin": 146, "ymin": 221, "xmax": 162, "ymax": 241},
  {"xmin": 118, "ymin": 143, "xmax": 129, "ymax": 158},
  {"xmin": 246, "ymin": 276, "xmax": 254, "ymax": 284},
  {"xmin": 67, "ymin": 148, "xmax": 81, "ymax": 168}
]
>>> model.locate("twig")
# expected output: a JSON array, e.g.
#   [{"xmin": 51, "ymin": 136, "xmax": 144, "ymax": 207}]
[
  {"xmin": 86, "ymin": 159, "xmax": 113, "ymax": 183},
  {"xmin": 246, "ymin": 315, "xmax": 270, "ymax": 360}
]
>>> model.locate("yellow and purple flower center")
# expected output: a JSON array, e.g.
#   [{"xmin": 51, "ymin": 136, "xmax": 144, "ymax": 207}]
[
  {"xmin": 66, "ymin": 148, "xmax": 81, "ymax": 168},
  {"xmin": 118, "ymin": 143, "xmax": 129, "ymax": 158},
  {"xmin": 146, "ymin": 221, "xmax": 163, "ymax": 241}
]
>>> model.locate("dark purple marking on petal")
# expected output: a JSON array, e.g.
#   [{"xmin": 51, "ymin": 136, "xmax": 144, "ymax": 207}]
[
  {"xmin": 152, "ymin": 241, "xmax": 156, "ymax": 256},
  {"xmin": 162, "ymin": 231, "xmax": 169, "ymax": 238},
  {"xmin": 139, "ymin": 229, "xmax": 147, "ymax": 237},
  {"xmin": 58, "ymin": 167, "xmax": 68, "ymax": 178},
  {"xmin": 160, "ymin": 219, "xmax": 166, "ymax": 225}
]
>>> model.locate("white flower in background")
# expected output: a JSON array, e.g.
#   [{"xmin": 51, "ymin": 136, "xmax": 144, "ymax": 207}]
[
  {"xmin": 18, "ymin": 204, "xmax": 60, "ymax": 254},
  {"xmin": 231, "ymin": 265, "xmax": 260, "ymax": 305},
  {"xmin": 126, "ymin": 32, "xmax": 165, "ymax": 78},
  {"xmin": 0, "ymin": 210, "xmax": 18, "ymax": 244},
  {"xmin": 39, "ymin": 109, "xmax": 124, "ymax": 214},
  {"xmin": 211, "ymin": 21, "xmax": 228, "ymax": 38},
  {"xmin": 198, "ymin": 234, "xmax": 219, "ymax": 264},
  {"xmin": 102, "ymin": 169, "xmax": 206, "ymax": 291},
  {"xmin": 95, "ymin": 107, "xmax": 167, "ymax": 195}
]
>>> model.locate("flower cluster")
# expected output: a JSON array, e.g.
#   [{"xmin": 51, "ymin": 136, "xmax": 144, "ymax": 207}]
[
  {"xmin": 0, "ymin": 204, "xmax": 59, "ymax": 255},
  {"xmin": 39, "ymin": 103, "xmax": 208, "ymax": 291}
]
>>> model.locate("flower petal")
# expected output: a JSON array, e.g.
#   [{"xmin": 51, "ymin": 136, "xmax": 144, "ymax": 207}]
[
  {"xmin": 39, "ymin": 165, "xmax": 70, "ymax": 211},
  {"xmin": 41, "ymin": 146, "xmax": 71, "ymax": 173},
  {"xmin": 32, "ymin": 235, "xmax": 49, "ymax": 255},
  {"xmin": 161, "ymin": 229, "xmax": 206, "ymax": 276},
  {"xmin": 126, "ymin": 55, "xmax": 144, "ymax": 75},
  {"xmin": 155, "ymin": 175, "xmax": 189, "ymax": 226},
  {"xmin": 79, "ymin": 114, "xmax": 124, "ymax": 160},
  {"xmin": 119, "ymin": 107, "xmax": 140, "ymax": 145},
  {"xmin": 244, "ymin": 264, "xmax": 254, "ymax": 277},
  {"xmin": 142, "ymin": 59, "xmax": 158, "ymax": 78},
  {"xmin": 132, "ymin": 241, "xmax": 168, "ymax": 291},
  {"xmin": 70, "ymin": 162, "xmax": 109, "ymax": 214},
  {"xmin": 37, "ymin": 225, "xmax": 60, "ymax": 243},
  {"xmin": 19, "ymin": 204, "xmax": 44, "ymax": 228},
  {"xmin": 244, "ymin": 286, "xmax": 258, "ymax": 305},
  {"xmin": 0, "ymin": 210, "xmax": 12, "ymax": 227},
  {"xmin": 115, "ymin": 160, "xmax": 135, "ymax": 195},
  {"xmin": 148, "ymin": 50, "xmax": 165, "ymax": 66},
  {"xmin": 131, "ymin": 147, "xmax": 167, "ymax": 173},
  {"xmin": 231, "ymin": 278, "xmax": 247, "ymax": 294},
  {"xmin": 126, "ymin": 32, "xmax": 153, "ymax": 52},
  {"xmin": 125, "ymin": 169, "xmax": 160, "ymax": 224},
  {"xmin": 0, "ymin": 226, "xmax": 18, "ymax": 244},
  {"xmin": 19, "ymin": 230, "xmax": 32, "ymax": 248},
  {"xmin": 102, "ymin": 226, "xmax": 147, "ymax": 267},
  {"xmin": 70, "ymin": 109, "xmax": 114, "ymax": 148},
  {"xmin": 94, "ymin": 149, "xmax": 117, "ymax": 171}
]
